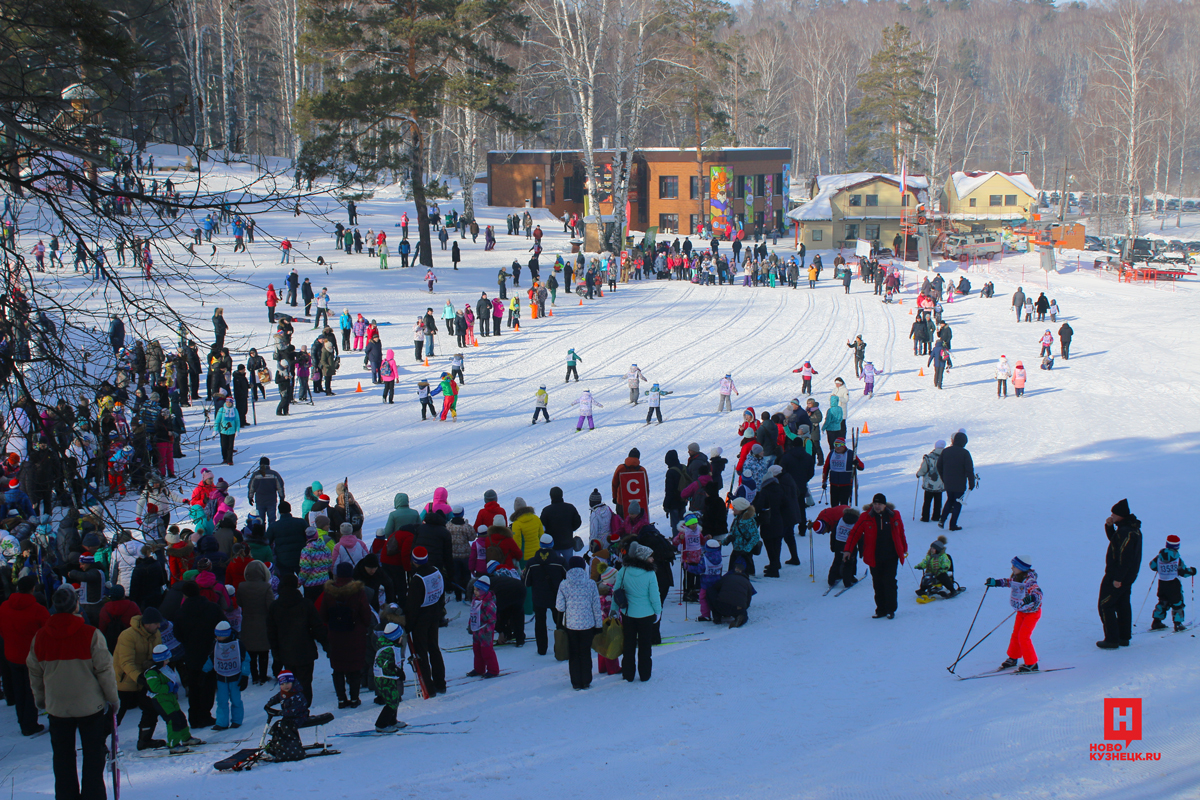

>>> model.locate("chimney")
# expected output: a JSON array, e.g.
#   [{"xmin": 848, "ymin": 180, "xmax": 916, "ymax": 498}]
[{"xmin": 601, "ymin": 136, "xmax": 610, "ymax": 150}]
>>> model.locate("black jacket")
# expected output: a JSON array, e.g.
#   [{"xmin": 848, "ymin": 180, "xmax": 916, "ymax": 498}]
[
  {"xmin": 778, "ymin": 444, "xmax": 815, "ymax": 489},
  {"xmin": 405, "ymin": 564, "xmax": 446, "ymax": 621},
  {"xmin": 1058, "ymin": 322, "xmax": 1073, "ymax": 342},
  {"xmin": 755, "ymin": 419, "xmax": 779, "ymax": 457},
  {"xmin": 778, "ymin": 472, "xmax": 804, "ymax": 529},
  {"xmin": 269, "ymin": 511, "xmax": 309, "ymax": 572},
  {"xmin": 663, "ymin": 450, "xmax": 687, "ymax": 511},
  {"xmin": 1104, "ymin": 517, "xmax": 1143, "ymax": 584},
  {"xmin": 267, "ymin": 588, "xmax": 325, "ymax": 665},
  {"xmin": 175, "ymin": 595, "xmax": 225, "ymax": 669},
  {"xmin": 523, "ymin": 550, "xmax": 567, "ymax": 607},
  {"xmin": 753, "ymin": 476, "xmax": 786, "ymax": 539},
  {"xmin": 708, "ymin": 572, "xmax": 755, "ymax": 611},
  {"xmin": 412, "ymin": 512, "xmax": 453, "ymax": 573},
  {"xmin": 936, "ymin": 431, "xmax": 975, "ymax": 493},
  {"xmin": 490, "ymin": 573, "xmax": 525, "ymax": 611},
  {"xmin": 539, "ymin": 488, "xmax": 582, "ymax": 549},
  {"xmin": 352, "ymin": 561, "xmax": 395, "ymax": 610}
]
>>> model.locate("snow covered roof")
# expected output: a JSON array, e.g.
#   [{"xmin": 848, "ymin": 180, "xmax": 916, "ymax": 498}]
[
  {"xmin": 786, "ymin": 173, "xmax": 929, "ymax": 223},
  {"xmin": 950, "ymin": 171, "xmax": 1038, "ymax": 198}
]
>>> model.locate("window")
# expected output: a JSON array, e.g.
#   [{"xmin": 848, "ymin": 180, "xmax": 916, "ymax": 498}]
[
  {"xmin": 845, "ymin": 223, "xmax": 859, "ymax": 240},
  {"xmin": 658, "ymin": 175, "xmax": 678, "ymax": 199},
  {"xmin": 865, "ymin": 194, "xmax": 879, "ymax": 207},
  {"xmin": 658, "ymin": 214, "xmax": 679, "ymax": 233},
  {"xmin": 1004, "ymin": 195, "xmax": 1017, "ymax": 206},
  {"xmin": 865, "ymin": 224, "xmax": 880, "ymax": 240},
  {"xmin": 811, "ymin": 229, "xmax": 823, "ymax": 242},
  {"xmin": 690, "ymin": 214, "xmax": 700, "ymax": 233},
  {"xmin": 563, "ymin": 176, "xmax": 575, "ymax": 201},
  {"xmin": 736, "ymin": 175, "xmax": 746, "ymax": 198},
  {"xmin": 775, "ymin": 174, "xmax": 784, "ymax": 194},
  {"xmin": 755, "ymin": 175, "xmax": 766, "ymax": 197},
  {"xmin": 901, "ymin": 193, "xmax": 911, "ymax": 207},
  {"xmin": 969, "ymin": 198, "xmax": 977, "ymax": 208},
  {"xmin": 848, "ymin": 194, "xmax": 862, "ymax": 207},
  {"xmin": 690, "ymin": 175, "xmax": 701, "ymax": 200},
  {"xmin": 989, "ymin": 195, "xmax": 1002, "ymax": 207}
]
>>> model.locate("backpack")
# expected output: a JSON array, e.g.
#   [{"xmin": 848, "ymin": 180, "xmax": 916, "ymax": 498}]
[
  {"xmin": 639, "ymin": 525, "xmax": 676, "ymax": 567},
  {"xmin": 924, "ymin": 453, "xmax": 940, "ymax": 483}
]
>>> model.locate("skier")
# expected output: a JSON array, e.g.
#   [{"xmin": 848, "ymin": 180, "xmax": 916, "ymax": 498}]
[
  {"xmin": 995, "ymin": 355, "xmax": 1010, "ymax": 398},
  {"xmin": 1097, "ymin": 499, "xmax": 1142, "ymax": 649},
  {"xmin": 915, "ymin": 440, "xmax": 945, "ymax": 523},
  {"xmin": 811, "ymin": 504, "xmax": 860, "ymax": 588},
  {"xmin": 821, "ymin": 437, "xmax": 863, "ymax": 508},
  {"xmin": 860, "ymin": 361, "xmax": 881, "ymax": 396},
  {"xmin": 644, "ymin": 383, "xmax": 672, "ymax": 424},
  {"xmin": 846, "ymin": 336, "xmax": 866, "ymax": 378},
  {"xmin": 1149, "ymin": 535, "xmax": 1197, "ymax": 632},
  {"xmin": 914, "ymin": 536, "xmax": 958, "ymax": 600},
  {"xmin": 532, "ymin": 385, "xmax": 550, "ymax": 424},
  {"xmin": 625, "ymin": 364, "xmax": 647, "ymax": 404},
  {"xmin": 202, "ymin": 620, "xmax": 250, "ymax": 730},
  {"xmin": 791, "ymin": 362, "xmax": 818, "ymax": 394},
  {"xmin": 565, "ymin": 348, "xmax": 582, "ymax": 382},
  {"xmin": 986, "ymin": 555, "xmax": 1042, "ymax": 672},
  {"xmin": 717, "ymin": 373, "xmax": 738, "ymax": 412},
  {"xmin": 144, "ymin": 644, "xmax": 204, "ymax": 753},
  {"xmin": 416, "ymin": 381, "xmax": 435, "ymax": 420},
  {"xmin": 467, "ymin": 575, "xmax": 499, "ymax": 678},
  {"xmin": 843, "ymin": 493, "xmax": 907, "ymax": 619},
  {"xmin": 570, "ymin": 389, "xmax": 602, "ymax": 432},
  {"xmin": 1039, "ymin": 329, "xmax": 1054, "ymax": 358}
]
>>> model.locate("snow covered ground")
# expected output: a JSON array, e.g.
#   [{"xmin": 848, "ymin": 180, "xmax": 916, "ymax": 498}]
[{"xmin": 6, "ymin": 151, "xmax": 1200, "ymax": 799}]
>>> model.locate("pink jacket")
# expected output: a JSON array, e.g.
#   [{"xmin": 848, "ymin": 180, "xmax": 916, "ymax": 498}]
[
  {"xmin": 492, "ymin": 298, "xmax": 504, "ymax": 318},
  {"xmin": 1013, "ymin": 366, "xmax": 1027, "ymax": 387},
  {"xmin": 426, "ymin": 487, "xmax": 452, "ymax": 518}
]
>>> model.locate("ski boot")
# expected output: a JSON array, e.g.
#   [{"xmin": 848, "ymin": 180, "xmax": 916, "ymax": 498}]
[
  {"xmin": 999, "ymin": 658, "xmax": 1018, "ymax": 670},
  {"xmin": 1175, "ymin": 622, "xmax": 1188, "ymax": 633},
  {"xmin": 1150, "ymin": 619, "xmax": 1167, "ymax": 631},
  {"xmin": 1017, "ymin": 663, "xmax": 1039, "ymax": 673}
]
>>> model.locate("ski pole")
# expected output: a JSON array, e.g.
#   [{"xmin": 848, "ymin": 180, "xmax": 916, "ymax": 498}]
[
  {"xmin": 1135, "ymin": 577, "xmax": 1155, "ymax": 628},
  {"xmin": 809, "ymin": 529, "xmax": 815, "ymax": 582},
  {"xmin": 953, "ymin": 611, "xmax": 1016, "ymax": 668},
  {"xmin": 948, "ymin": 586, "xmax": 989, "ymax": 674},
  {"xmin": 912, "ymin": 479, "xmax": 919, "ymax": 521}
]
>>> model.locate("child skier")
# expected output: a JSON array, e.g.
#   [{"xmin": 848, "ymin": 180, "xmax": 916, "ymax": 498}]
[
  {"xmin": 373, "ymin": 622, "xmax": 407, "ymax": 732},
  {"xmin": 1149, "ymin": 535, "xmax": 1197, "ymax": 632},
  {"xmin": 1012, "ymin": 361, "xmax": 1027, "ymax": 397},
  {"xmin": 915, "ymin": 536, "xmax": 959, "ymax": 601},
  {"xmin": 203, "ymin": 620, "xmax": 250, "ymax": 729},
  {"xmin": 144, "ymin": 644, "xmax": 204, "ymax": 753},
  {"xmin": 695, "ymin": 538, "xmax": 724, "ymax": 621},
  {"xmin": 860, "ymin": 361, "xmax": 881, "ymax": 396},
  {"xmin": 673, "ymin": 512, "xmax": 704, "ymax": 601},
  {"xmin": 791, "ymin": 361, "xmax": 819, "ymax": 394},
  {"xmin": 467, "ymin": 575, "xmax": 499, "ymax": 678},
  {"xmin": 425, "ymin": 268, "xmax": 437, "ymax": 293},
  {"xmin": 566, "ymin": 348, "xmax": 582, "ymax": 382},
  {"xmin": 986, "ymin": 555, "xmax": 1042, "ymax": 673},
  {"xmin": 570, "ymin": 389, "xmax": 602, "ymax": 432},
  {"xmin": 431, "ymin": 372, "xmax": 459, "ymax": 421},
  {"xmin": 261, "ymin": 671, "xmax": 312, "ymax": 761},
  {"xmin": 417, "ymin": 380, "xmax": 435, "ymax": 420},
  {"xmin": 995, "ymin": 355, "xmax": 1010, "ymax": 398},
  {"xmin": 532, "ymin": 385, "xmax": 550, "ymax": 424},
  {"xmin": 450, "ymin": 352, "xmax": 466, "ymax": 385},
  {"xmin": 644, "ymin": 383, "xmax": 672, "ymax": 424}
]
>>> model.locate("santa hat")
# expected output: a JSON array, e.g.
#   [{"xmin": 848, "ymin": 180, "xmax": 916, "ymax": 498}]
[{"xmin": 1166, "ymin": 535, "xmax": 1181, "ymax": 549}]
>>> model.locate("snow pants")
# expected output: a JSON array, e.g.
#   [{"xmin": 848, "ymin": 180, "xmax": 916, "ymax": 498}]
[
  {"xmin": 1006, "ymin": 609, "xmax": 1040, "ymax": 664},
  {"xmin": 717, "ymin": 394, "xmax": 732, "ymax": 412},
  {"xmin": 215, "ymin": 679, "xmax": 244, "ymax": 727},
  {"xmin": 870, "ymin": 556, "xmax": 899, "ymax": 616},
  {"xmin": 1098, "ymin": 579, "xmax": 1133, "ymax": 643},
  {"xmin": 1152, "ymin": 579, "xmax": 1185, "ymax": 624},
  {"xmin": 576, "ymin": 414, "xmax": 594, "ymax": 430},
  {"xmin": 472, "ymin": 639, "xmax": 499, "ymax": 677}
]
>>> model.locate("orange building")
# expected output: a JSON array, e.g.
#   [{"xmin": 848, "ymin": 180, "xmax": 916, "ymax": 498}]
[{"xmin": 486, "ymin": 147, "xmax": 792, "ymax": 235}]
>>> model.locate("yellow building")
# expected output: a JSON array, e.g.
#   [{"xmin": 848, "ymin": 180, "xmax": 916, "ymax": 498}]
[
  {"xmin": 940, "ymin": 171, "xmax": 1038, "ymax": 231},
  {"xmin": 786, "ymin": 173, "xmax": 929, "ymax": 251}
]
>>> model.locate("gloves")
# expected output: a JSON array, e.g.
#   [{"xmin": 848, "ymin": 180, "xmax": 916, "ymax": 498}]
[
  {"xmin": 985, "ymin": 578, "xmax": 998, "ymax": 587},
  {"xmin": 239, "ymin": 676, "xmax": 249, "ymax": 691}
]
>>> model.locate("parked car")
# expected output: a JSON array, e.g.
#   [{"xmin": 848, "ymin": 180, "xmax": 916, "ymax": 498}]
[
  {"xmin": 1084, "ymin": 236, "xmax": 1105, "ymax": 251},
  {"xmin": 944, "ymin": 232, "xmax": 1002, "ymax": 261}
]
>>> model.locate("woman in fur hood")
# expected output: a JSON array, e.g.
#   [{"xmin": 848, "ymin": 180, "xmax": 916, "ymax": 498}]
[{"xmin": 317, "ymin": 562, "xmax": 372, "ymax": 708}]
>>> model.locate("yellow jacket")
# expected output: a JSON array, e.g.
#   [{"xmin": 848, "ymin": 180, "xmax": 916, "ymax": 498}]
[{"xmin": 510, "ymin": 507, "xmax": 545, "ymax": 560}]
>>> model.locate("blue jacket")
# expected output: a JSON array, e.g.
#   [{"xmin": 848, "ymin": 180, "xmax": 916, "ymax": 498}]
[
  {"xmin": 339, "ymin": 312, "xmax": 352, "ymax": 331},
  {"xmin": 214, "ymin": 406, "xmax": 241, "ymax": 436},
  {"xmin": 3, "ymin": 487, "xmax": 33, "ymax": 519},
  {"xmin": 613, "ymin": 564, "xmax": 662, "ymax": 619}
]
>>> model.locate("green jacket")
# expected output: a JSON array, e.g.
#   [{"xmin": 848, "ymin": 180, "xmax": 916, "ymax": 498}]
[{"xmin": 916, "ymin": 552, "xmax": 951, "ymax": 575}]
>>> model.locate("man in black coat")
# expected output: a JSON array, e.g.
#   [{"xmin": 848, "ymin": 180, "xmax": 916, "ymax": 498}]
[
  {"xmin": 663, "ymin": 450, "xmax": 688, "ymax": 532},
  {"xmin": 412, "ymin": 510, "xmax": 453, "ymax": 581},
  {"xmin": 778, "ymin": 468, "xmax": 805, "ymax": 566},
  {"xmin": 186, "ymin": 342, "xmax": 203, "ymax": 400},
  {"xmin": 1097, "ymin": 499, "xmax": 1142, "ymax": 649},
  {"xmin": 753, "ymin": 465, "xmax": 787, "ymax": 577},
  {"xmin": 108, "ymin": 314, "xmax": 125, "ymax": 354},
  {"xmin": 1058, "ymin": 322, "xmax": 1073, "ymax": 359},
  {"xmin": 707, "ymin": 561, "xmax": 756, "ymax": 627},
  {"xmin": 755, "ymin": 412, "xmax": 779, "ymax": 459},
  {"xmin": 267, "ymin": 573, "xmax": 325, "ymax": 697},
  {"xmin": 174, "ymin": 581, "xmax": 223, "ymax": 727},
  {"xmin": 488, "ymin": 567, "xmax": 526, "ymax": 647},
  {"xmin": 269, "ymin": 501, "xmax": 309, "ymax": 576},
  {"xmin": 539, "ymin": 486, "xmax": 581, "ymax": 562},
  {"xmin": 232, "ymin": 365, "xmax": 250, "ymax": 426},
  {"xmin": 405, "ymin": 549, "xmax": 447, "ymax": 694},
  {"xmin": 522, "ymin": 540, "xmax": 567, "ymax": 655},
  {"xmin": 286, "ymin": 269, "xmax": 300, "ymax": 306},
  {"xmin": 301, "ymin": 278, "xmax": 315, "ymax": 315},
  {"xmin": 936, "ymin": 430, "xmax": 975, "ymax": 530}
]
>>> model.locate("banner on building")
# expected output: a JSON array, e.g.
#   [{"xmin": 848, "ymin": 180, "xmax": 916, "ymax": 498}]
[
  {"xmin": 599, "ymin": 163, "xmax": 613, "ymax": 203},
  {"xmin": 709, "ymin": 166, "xmax": 730, "ymax": 229},
  {"xmin": 765, "ymin": 175, "xmax": 774, "ymax": 223},
  {"xmin": 782, "ymin": 163, "xmax": 791, "ymax": 204}
]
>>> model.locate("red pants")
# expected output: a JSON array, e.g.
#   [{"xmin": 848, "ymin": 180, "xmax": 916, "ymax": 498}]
[
  {"xmin": 472, "ymin": 639, "xmax": 498, "ymax": 677},
  {"xmin": 108, "ymin": 473, "xmax": 126, "ymax": 497},
  {"xmin": 1006, "ymin": 609, "xmax": 1040, "ymax": 664},
  {"xmin": 156, "ymin": 442, "xmax": 175, "ymax": 477},
  {"xmin": 439, "ymin": 396, "xmax": 456, "ymax": 421},
  {"xmin": 597, "ymin": 654, "xmax": 621, "ymax": 675}
]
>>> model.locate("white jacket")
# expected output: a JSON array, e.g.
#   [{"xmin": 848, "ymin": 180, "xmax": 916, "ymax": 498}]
[
  {"xmin": 995, "ymin": 358, "xmax": 1010, "ymax": 380},
  {"xmin": 555, "ymin": 568, "xmax": 604, "ymax": 630},
  {"xmin": 589, "ymin": 505, "xmax": 614, "ymax": 544},
  {"xmin": 625, "ymin": 368, "xmax": 646, "ymax": 388},
  {"xmin": 718, "ymin": 377, "xmax": 737, "ymax": 395},
  {"xmin": 571, "ymin": 392, "xmax": 602, "ymax": 414}
]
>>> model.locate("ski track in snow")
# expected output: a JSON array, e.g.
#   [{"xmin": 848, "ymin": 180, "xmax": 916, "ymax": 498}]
[{"xmin": 5, "ymin": 147, "xmax": 1200, "ymax": 798}]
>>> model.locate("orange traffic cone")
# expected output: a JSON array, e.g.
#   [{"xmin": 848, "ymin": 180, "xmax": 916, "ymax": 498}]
[
  {"xmin": 356, "ymin": 382, "xmax": 363, "ymax": 393},
  {"xmin": 579, "ymin": 298, "xmax": 583, "ymax": 306},
  {"xmin": 548, "ymin": 308, "xmax": 553, "ymax": 316},
  {"xmin": 898, "ymin": 299, "xmax": 903, "ymax": 305},
  {"xmin": 861, "ymin": 421, "xmax": 870, "ymax": 434},
  {"xmin": 531, "ymin": 306, "xmax": 538, "ymax": 320},
  {"xmin": 909, "ymin": 308, "xmax": 913, "ymax": 315},
  {"xmin": 515, "ymin": 321, "xmax": 520, "ymax": 332},
  {"xmin": 894, "ymin": 391, "xmax": 901, "ymax": 401},
  {"xmin": 918, "ymin": 367, "xmax": 924, "ymax": 376},
  {"xmin": 424, "ymin": 357, "xmax": 429, "ymax": 367},
  {"xmin": 473, "ymin": 338, "xmax": 479, "ymax": 347}
]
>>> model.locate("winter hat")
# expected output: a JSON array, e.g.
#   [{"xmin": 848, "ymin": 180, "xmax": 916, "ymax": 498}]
[
  {"xmin": 477, "ymin": 525, "xmax": 488, "ymax": 534},
  {"xmin": 315, "ymin": 515, "xmax": 330, "ymax": 531},
  {"xmin": 934, "ymin": 439, "xmax": 946, "ymax": 449},
  {"xmin": 742, "ymin": 469, "xmax": 753, "ymax": 479},
  {"xmin": 374, "ymin": 528, "xmax": 387, "ymax": 539},
  {"xmin": 568, "ymin": 556, "xmax": 586, "ymax": 570},
  {"xmin": 215, "ymin": 621, "xmax": 232, "ymax": 637},
  {"xmin": 791, "ymin": 398, "xmax": 801, "ymax": 407},
  {"xmin": 152, "ymin": 644, "xmax": 171, "ymax": 663},
  {"xmin": 539, "ymin": 534, "xmax": 553, "ymax": 548},
  {"xmin": 1111, "ymin": 498, "xmax": 1131, "ymax": 518},
  {"xmin": 539, "ymin": 385, "xmax": 546, "ymax": 391},
  {"xmin": 833, "ymin": 438, "xmax": 846, "ymax": 447},
  {"xmin": 305, "ymin": 526, "xmax": 318, "ymax": 541},
  {"xmin": 627, "ymin": 500, "xmax": 641, "ymax": 517},
  {"xmin": 513, "ymin": 497, "xmax": 526, "ymax": 511},
  {"xmin": 872, "ymin": 493, "xmax": 887, "ymax": 504},
  {"xmin": 79, "ymin": 554, "xmax": 95, "ymax": 564},
  {"xmin": 741, "ymin": 430, "xmax": 756, "ymax": 442},
  {"xmin": 276, "ymin": 671, "xmax": 295, "ymax": 684},
  {"xmin": 451, "ymin": 505, "xmax": 465, "ymax": 519},
  {"xmin": 767, "ymin": 465, "xmax": 783, "ymax": 477},
  {"xmin": 1012, "ymin": 555, "xmax": 1033, "ymax": 572},
  {"xmin": 1166, "ymin": 535, "xmax": 1181, "ymax": 549},
  {"xmin": 109, "ymin": 585, "xmax": 126, "ymax": 601},
  {"xmin": 382, "ymin": 622, "xmax": 404, "ymax": 642},
  {"xmin": 705, "ymin": 539, "xmax": 721, "ymax": 549},
  {"xmin": 709, "ymin": 447, "xmax": 723, "ymax": 458},
  {"xmin": 629, "ymin": 448, "xmax": 640, "ymax": 459},
  {"xmin": 486, "ymin": 560, "xmax": 500, "ymax": 574},
  {"xmin": 340, "ymin": 523, "xmax": 353, "ymax": 536},
  {"xmin": 628, "ymin": 542, "xmax": 653, "ymax": 562},
  {"xmin": 166, "ymin": 531, "xmax": 181, "ymax": 544},
  {"xmin": 83, "ymin": 532, "xmax": 102, "ymax": 549},
  {"xmin": 492, "ymin": 514, "xmax": 506, "ymax": 528},
  {"xmin": 750, "ymin": 444, "xmax": 764, "ymax": 456},
  {"xmin": 683, "ymin": 512, "xmax": 700, "ymax": 527},
  {"xmin": 474, "ymin": 576, "xmax": 491, "ymax": 591},
  {"xmin": 687, "ymin": 442, "xmax": 700, "ymax": 453},
  {"xmin": 52, "ymin": 586, "xmax": 78, "ymax": 614},
  {"xmin": 731, "ymin": 497, "xmax": 751, "ymax": 513},
  {"xmin": 412, "ymin": 546, "xmax": 429, "ymax": 564},
  {"xmin": 930, "ymin": 535, "xmax": 947, "ymax": 554},
  {"xmin": 589, "ymin": 489, "xmax": 602, "ymax": 508},
  {"xmin": 335, "ymin": 562, "xmax": 354, "ymax": 579},
  {"xmin": 141, "ymin": 607, "xmax": 162, "ymax": 625}
]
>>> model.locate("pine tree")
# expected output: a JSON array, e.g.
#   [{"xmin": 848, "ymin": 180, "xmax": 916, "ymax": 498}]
[
  {"xmin": 849, "ymin": 24, "xmax": 933, "ymax": 171},
  {"xmin": 297, "ymin": 0, "xmax": 533, "ymax": 267}
]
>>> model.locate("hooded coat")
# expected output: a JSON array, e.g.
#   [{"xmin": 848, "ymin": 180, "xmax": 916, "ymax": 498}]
[
  {"xmin": 510, "ymin": 505, "xmax": 546, "ymax": 560},
  {"xmin": 269, "ymin": 509, "xmax": 309, "ymax": 573},
  {"xmin": 236, "ymin": 561, "xmax": 274, "ymax": 652},
  {"xmin": 383, "ymin": 493, "xmax": 421, "ymax": 535},
  {"xmin": 539, "ymin": 488, "xmax": 582, "ymax": 550},
  {"xmin": 935, "ymin": 431, "xmax": 975, "ymax": 494},
  {"xmin": 267, "ymin": 585, "xmax": 325, "ymax": 666},
  {"xmin": 317, "ymin": 578, "xmax": 371, "ymax": 671},
  {"xmin": 663, "ymin": 450, "xmax": 688, "ymax": 512},
  {"xmin": 412, "ymin": 511, "xmax": 453, "ymax": 572}
]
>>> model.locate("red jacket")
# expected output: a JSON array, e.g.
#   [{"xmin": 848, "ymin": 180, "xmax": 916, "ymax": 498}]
[
  {"xmin": 611, "ymin": 458, "xmax": 649, "ymax": 508},
  {"xmin": 98, "ymin": 598, "xmax": 140, "ymax": 635},
  {"xmin": 483, "ymin": 531, "xmax": 523, "ymax": 570},
  {"xmin": 380, "ymin": 528, "xmax": 414, "ymax": 569},
  {"xmin": 0, "ymin": 592, "xmax": 49, "ymax": 663},
  {"xmin": 844, "ymin": 506, "xmax": 907, "ymax": 567},
  {"xmin": 473, "ymin": 502, "xmax": 509, "ymax": 533}
]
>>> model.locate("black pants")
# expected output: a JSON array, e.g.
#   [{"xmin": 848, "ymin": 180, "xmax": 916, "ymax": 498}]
[
  {"xmin": 324, "ymin": 374, "xmax": 333, "ymax": 394},
  {"xmin": 479, "ymin": 319, "xmax": 489, "ymax": 337},
  {"xmin": 411, "ymin": 608, "xmax": 446, "ymax": 693},
  {"xmin": 185, "ymin": 667, "xmax": 217, "ymax": 726},
  {"xmin": 621, "ymin": 615, "xmax": 655, "ymax": 682},
  {"xmin": 934, "ymin": 363, "xmax": 945, "ymax": 388},
  {"xmin": 830, "ymin": 484, "xmax": 852, "ymax": 507},
  {"xmin": 288, "ymin": 287, "xmax": 297, "ymax": 305},
  {"xmin": 50, "ymin": 711, "xmax": 109, "ymax": 800},
  {"xmin": 1061, "ymin": 341, "xmax": 1070, "ymax": 359},
  {"xmin": 566, "ymin": 364, "xmax": 578, "ymax": 382},
  {"xmin": 763, "ymin": 534, "xmax": 783, "ymax": 574},
  {"xmin": 871, "ymin": 556, "xmax": 899, "ymax": 615},
  {"xmin": 921, "ymin": 490, "xmax": 943, "ymax": 522},
  {"xmin": 567, "ymin": 628, "xmax": 595, "ymax": 688},
  {"xmin": 342, "ymin": 329, "xmax": 351, "ymax": 350},
  {"xmin": 414, "ymin": 340, "xmax": 423, "ymax": 361},
  {"xmin": 314, "ymin": 308, "xmax": 328, "ymax": 328},
  {"xmin": 828, "ymin": 548, "xmax": 859, "ymax": 586},
  {"xmin": 533, "ymin": 605, "xmax": 562, "ymax": 655},
  {"xmin": 276, "ymin": 387, "xmax": 291, "ymax": 415},
  {"xmin": 1099, "ymin": 580, "xmax": 1134, "ymax": 643},
  {"xmin": 220, "ymin": 433, "xmax": 235, "ymax": 463},
  {"xmin": 940, "ymin": 491, "xmax": 963, "ymax": 527},
  {"xmin": 492, "ymin": 317, "xmax": 500, "ymax": 335},
  {"xmin": 116, "ymin": 688, "xmax": 158, "ymax": 731},
  {"xmin": 8, "ymin": 662, "xmax": 39, "ymax": 732},
  {"xmin": 245, "ymin": 651, "xmax": 268, "ymax": 683},
  {"xmin": 451, "ymin": 367, "xmax": 464, "ymax": 385},
  {"xmin": 332, "ymin": 670, "xmax": 360, "ymax": 702},
  {"xmin": 375, "ymin": 704, "xmax": 398, "ymax": 729},
  {"xmin": 532, "ymin": 407, "xmax": 549, "ymax": 423},
  {"xmin": 498, "ymin": 605, "xmax": 525, "ymax": 645},
  {"xmin": 646, "ymin": 406, "xmax": 662, "ymax": 423}
]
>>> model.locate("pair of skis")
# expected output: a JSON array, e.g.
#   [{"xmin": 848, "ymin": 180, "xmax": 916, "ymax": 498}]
[
  {"xmin": 823, "ymin": 570, "xmax": 869, "ymax": 597},
  {"xmin": 956, "ymin": 666, "xmax": 1074, "ymax": 681}
]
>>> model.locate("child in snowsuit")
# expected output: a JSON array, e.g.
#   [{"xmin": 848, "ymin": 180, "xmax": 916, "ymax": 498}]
[
  {"xmin": 1012, "ymin": 361, "xmax": 1027, "ymax": 397},
  {"xmin": 417, "ymin": 381, "xmax": 435, "ymax": 419},
  {"xmin": 373, "ymin": 623, "xmax": 407, "ymax": 731},
  {"xmin": 262, "ymin": 672, "xmax": 312, "ymax": 761},
  {"xmin": 725, "ymin": 497, "xmax": 761, "ymax": 576},
  {"xmin": 694, "ymin": 539, "xmax": 724, "ymax": 620},
  {"xmin": 1150, "ymin": 535, "xmax": 1197, "ymax": 632},
  {"xmin": 644, "ymin": 383, "xmax": 672, "ymax": 424},
  {"xmin": 1024, "ymin": 299, "xmax": 1033, "ymax": 322},
  {"xmin": 144, "ymin": 645, "xmax": 203, "ymax": 753},
  {"xmin": 430, "ymin": 373, "xmax": 458, "ymax": 421},
  {"xmin": 533, "ymin": 385, "xmax": 549, "ymax": 424},
  {"xmin": 915, "ymin": 536, "xmax": 956, "ymax": 600},
  {"xmin": 450, "ymin": 353, "xmax": 466, "ymax": 385},
  {"xmin": 566, "ymin": 349, "xmax": 582, "ymax": 382},
  {"xmin": 860, "ymin": 362, "xmax": 881, "ymax": 396},
  {"xmin": 467, "ymin": 576, "xmax": 499, "ymax": 677},
  {"xmin": 987, "ymin": 555, "xmax": 1042, "ymax": 672},
  {"xmin": 1040, "ymin": 354, "xmax": 1054, "ymax": 371},
  {"xmin": 791, "ymin": 362, "xmax": 818, "ymax": 395},
  {"xmin": 570, "ymin": 390, "xmax": 602, "ymax": 431},
  {"xmin": 673, "ymin": 512, "xmax": 703, "ymax": 600},
  {"xmin": 995, "ymin": 356, "xmax": 1010, "ymax": 397},
  {"xmin": 203, "ymin": 620, "xmax": 250, "ymax": 729}
]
